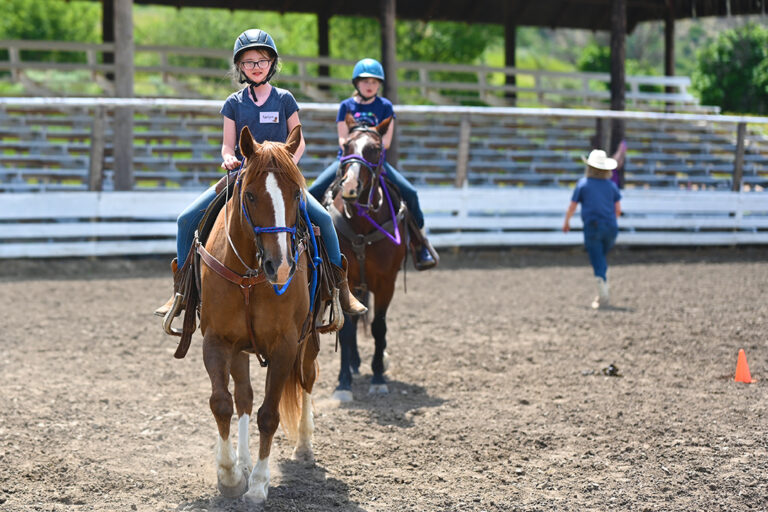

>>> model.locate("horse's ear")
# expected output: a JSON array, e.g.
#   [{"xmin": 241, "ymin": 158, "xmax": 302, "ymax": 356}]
[
  {"xmin": 376, "ymin": 116, "xmax": 392, "ymax": 136},
  {"xmin": 345, "ymin": 113, "xmax": 357, "ymax": 130},
  {"xmin": 239, "ymin": 126, "xmax": 258, "ymax": 159},
  {"xmin": 285, "ymin": 124, "xmax": 302, "ymax": 157}
]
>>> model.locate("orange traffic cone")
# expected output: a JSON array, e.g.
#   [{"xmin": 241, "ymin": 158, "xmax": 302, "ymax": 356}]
[{"xmin": 734, "ymin": 349, "xmax": 753, "ymax": 383}]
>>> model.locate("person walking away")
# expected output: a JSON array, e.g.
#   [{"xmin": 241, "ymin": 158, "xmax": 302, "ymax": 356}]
[{"xmin": 562, "ymin": 149, "xmax": 622, "ymax": 309}]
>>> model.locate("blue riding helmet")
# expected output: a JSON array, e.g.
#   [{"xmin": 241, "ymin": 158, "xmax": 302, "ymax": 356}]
[
  {"xmin": 352, "ymin": 58, "xmax": 385, "ymax": 82},
  {"xmin": 233, "ymin": 29, "xmax": 279, "ymax": 85}
]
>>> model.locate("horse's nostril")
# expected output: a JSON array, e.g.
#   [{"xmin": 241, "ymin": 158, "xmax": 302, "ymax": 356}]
[{"xmin": 263, "ymin": 259, "xmax": 276, "ymax": 277}]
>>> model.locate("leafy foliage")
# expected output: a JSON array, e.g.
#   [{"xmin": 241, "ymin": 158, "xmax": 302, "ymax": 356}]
[
  {"xmin": 692, "ymin": 23, "xmax": 768, "ymax": 114},
  {"xmin": 0, "ymin": 0, "xmax": 99, "ymax": 62}
]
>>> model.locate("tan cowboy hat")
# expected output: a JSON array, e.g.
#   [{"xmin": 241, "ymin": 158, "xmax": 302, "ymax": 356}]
[{"xmin": 581, "ymin": 149, "xmax": 618, "ymax": 171}]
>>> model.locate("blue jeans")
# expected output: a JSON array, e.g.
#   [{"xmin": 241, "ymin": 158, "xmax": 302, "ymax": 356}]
[
  {"xmin": 308, "ymin": 160, "xmax": 425, "ymax": 229},
  {"xmin": 176, "ymin": 185, "xmax": 342, "ymax": 268},
  {"xmin": 582, "ymin": 220, "xmax": 618, "ymax": 280}
]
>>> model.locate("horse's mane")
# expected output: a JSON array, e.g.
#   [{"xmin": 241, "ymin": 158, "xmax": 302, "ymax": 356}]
[{"xmin": 245, "ymin": 140, "xmax": 306, "ymax": 189}]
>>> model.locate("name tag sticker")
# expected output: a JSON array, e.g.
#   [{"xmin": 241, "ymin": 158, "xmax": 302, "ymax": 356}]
[{"xmin": 260, "ymin": 112, "xmax": 279, "ymax": 123}]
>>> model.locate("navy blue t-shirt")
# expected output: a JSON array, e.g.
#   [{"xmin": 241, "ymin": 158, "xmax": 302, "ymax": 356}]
[
  {"xmin": 220, "ymin": 86, "xmax": 299, "ymax": 158},
  {"xmin": 571, "ymin": 177, "xmax": 622, "ymax": 227},
  {"xmin": 336, "ymin": 96, "xmax": 395, "ymax": 127}
]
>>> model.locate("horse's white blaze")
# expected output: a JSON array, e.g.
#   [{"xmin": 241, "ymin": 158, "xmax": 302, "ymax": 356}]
[
  {"xmin": 341, "ymin": 136, "xmax": 369, "ymax": 198},
  {"xmin": 246, "ymin": 456, "xmax": 270, "ymax": 502},
  {"xmin": 341, "ymin": 164, "xmax": 361, "ymax": 197},
  {"xmin": 265, "ymin": 173, "xmax": 291, "ymax": 282},
  {"xmin": 237, "ymin": 414, "xmax": 252, "ymax": 470}
]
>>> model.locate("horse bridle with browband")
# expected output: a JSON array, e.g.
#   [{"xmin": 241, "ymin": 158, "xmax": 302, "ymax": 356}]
[
  {"xmin": 232, "ymin": 166, "xmax": 302, "ymax": 295},
  {"xmin": 338, "ymin": 126, "xmax": 387, "ymax": 210}
]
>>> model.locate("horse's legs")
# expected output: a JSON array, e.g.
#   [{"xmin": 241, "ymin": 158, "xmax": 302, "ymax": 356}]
[
  {"xmin": 230, "ymin": 352, "xmax": 254, "ymax": 475},
  {"xmin": 294, "ymin": 334, "xmax": 319, "ymax": 461},
  {"xmin": 203, "ymin": 336, "xmax": 249, "ymax": 498},
  {"xmin": 332, "ymin": 313, "xmax": 358, "ymax": 402},
  {"xmin": 370, "ymin": 285, "xmax": 395, "ymax": 394},
  {"xmin": 349, "ymin": 293, "xmax": 365, "ymax": 374},
  {"xmin": 245, "ymin": 340, "xmax": 296, "ymax": 504},
  {"xmin": 350, "ymin": 329, "xmax": 361, "ymax": 375}
]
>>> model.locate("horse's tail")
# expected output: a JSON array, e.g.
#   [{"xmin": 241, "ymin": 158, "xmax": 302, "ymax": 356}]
[{"xmin": 278, "ymin": 338, "xmax": 317, "ymax": 442}]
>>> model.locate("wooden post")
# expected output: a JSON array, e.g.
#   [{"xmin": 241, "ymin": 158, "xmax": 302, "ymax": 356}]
[
  {"xmin": 113, "ymin": 0, "xmax": 134, "ymax": 191},
  {"xmin": 102, "ymin": 0, "xmax": 115, "ymax": 81},
  {"xmin": 591, "ymin": 118, "xmax": 610, "ymax": 151},
  {"xmin": 664, "ymin": 1, "xmax": 676, "ymax": 112},
  {"xmin": 455, "ymin": 115, "xmax": 471, "ymax": 188},
  {"xmin": 318, "ymin": 12, "xmax": 330, "ymax": 91},
  {"xmin": 503, "ymin": 6, "xmax": 517, "ymax": 105},
  {"xmin": 732, "ymin": 122, "xmax": 746, "ymax": 192},
  {"xmin": 380, "ymin": 0, "xmax": 398, "ymax": 167},
  {"xmin": 89, "ymin": 107, "xmax": 106, "ymax": 191},
  {"xmin": 610, "ymin": 0, "xmax": 626, "ymax": 189}
]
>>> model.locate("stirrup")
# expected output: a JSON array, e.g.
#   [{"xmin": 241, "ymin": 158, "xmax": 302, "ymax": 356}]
[{"xmin": 162, "ymin": 293, "xmax": 185, "ymax": 336}]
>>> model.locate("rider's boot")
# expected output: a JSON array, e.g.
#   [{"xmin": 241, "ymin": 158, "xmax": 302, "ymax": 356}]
[
  {"xmin": 333, "ymin": 254, "xmax": 367, "ymax": 316},
  {"xmin": 411, "ymin": 228, "xmax": 439, "ymax": 271},
  {"xmin": 154, "ymin": 258, "xmax": 183, "ymax": 317}
]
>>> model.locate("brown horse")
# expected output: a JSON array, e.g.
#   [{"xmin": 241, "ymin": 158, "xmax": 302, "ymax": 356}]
[
  {"xmin": 198, "ymin": 125, "xmax": 319, "ymax": 504},
  {"xmin": 327, "ymin": 114, "xmax": 407, "ymax": 401}
]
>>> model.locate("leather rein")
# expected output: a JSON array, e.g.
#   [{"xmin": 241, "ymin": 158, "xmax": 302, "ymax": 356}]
[{"xmin": 196, "ymin": 166, "xmax": 310, "ymax": 367}]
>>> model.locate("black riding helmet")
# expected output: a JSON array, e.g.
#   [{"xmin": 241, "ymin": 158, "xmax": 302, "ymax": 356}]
[{"xmin": 233, "ymin": 29, "xmax": 279, "ymax": 86}]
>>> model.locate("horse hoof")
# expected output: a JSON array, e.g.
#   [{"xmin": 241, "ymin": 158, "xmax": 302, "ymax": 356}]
[
  {"xmin": 369, "ymin": 383, "xmax": 389, "ymax": 395},
  {"xmin": 217, "ymin": 465, "xmax": 249, "ymax": 498},
  {"xmin": 292, "ymin": 445, "xmax": 315, "ymax": 463},
  {"xmin": 331, "ymin": 389, "xmax": 353, "ymax": 402},
  {"xmin": 351, "ymin": 365, "xmax": 360, "ymax": 375}
]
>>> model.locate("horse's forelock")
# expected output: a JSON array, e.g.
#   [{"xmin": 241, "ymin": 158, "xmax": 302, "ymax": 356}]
[
  {"xmin": 242, "ymin": 141, "xmax": 306, "ymax": 190},
  {"xmin": 346, "ymin": 129, "xmax": 381, "ymax": 157}
]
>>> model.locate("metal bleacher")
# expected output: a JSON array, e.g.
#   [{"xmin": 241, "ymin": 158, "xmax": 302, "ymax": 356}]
[{"xmin": 1, "ymin": 101, "xmax": 767, "ymax": 192}]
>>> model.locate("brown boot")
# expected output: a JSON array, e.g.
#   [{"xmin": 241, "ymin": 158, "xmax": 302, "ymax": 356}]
[
  {"xmin": 154, "ymin": 258, "xmax": 183, "ymax": 317},
  {"xmin": 333, "ymin": 255, "xmax": 367, "ymax": 316}
]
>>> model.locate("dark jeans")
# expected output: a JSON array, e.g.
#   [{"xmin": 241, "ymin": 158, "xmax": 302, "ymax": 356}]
[
  {"xmin": 582, "ymin": 220, "xmax": 618, "ymax": 280},
  {"xmin": 308, "ymin": 160, "xmax": 425, "ymax": 229}
]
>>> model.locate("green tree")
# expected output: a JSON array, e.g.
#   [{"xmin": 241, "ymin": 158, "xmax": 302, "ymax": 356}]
[
  {"xmin": 0, "ymin": 0, "xmax": 99, "ymax": 62},
  {"xmin": 692, "ymin": 23, "xmax": 768, "ymax": 114}
]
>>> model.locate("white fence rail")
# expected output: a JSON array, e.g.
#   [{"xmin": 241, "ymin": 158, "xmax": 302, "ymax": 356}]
[{"xmin": 2, "ymin": 188, "xmax": 767, "ymax": 259}]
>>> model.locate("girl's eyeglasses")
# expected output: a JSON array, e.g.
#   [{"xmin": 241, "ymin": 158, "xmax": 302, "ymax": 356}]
[{"xmin": 240, "ymin": 59, "xmax": 272, "ymax": 70}]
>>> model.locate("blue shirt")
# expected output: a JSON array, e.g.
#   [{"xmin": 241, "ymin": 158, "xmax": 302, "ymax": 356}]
[
  {"xmin": 571, "ymin": 177, "xmax": 622, "ymax": 226},
  {"xmin": 221, "ymin": 86, "xmax": 299, "ymax": 158},
  {"xmin": 336, "ymin": 96, "xmax": 395, "ymax": 127}
]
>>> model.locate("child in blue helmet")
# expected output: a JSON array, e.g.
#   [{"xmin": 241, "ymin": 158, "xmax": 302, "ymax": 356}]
[
  {"xmin": 308, "ymin": 58, "xmax": 437, "ymax": 270},
  {"xmin": 155, "ymin": 29, "xmax": 366, "ymax": 318}
]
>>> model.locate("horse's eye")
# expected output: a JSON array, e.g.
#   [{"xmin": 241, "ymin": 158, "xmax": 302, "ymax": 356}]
[
  {"xmin": 295, "ymin": 190, "xmax": 301, "ymax": 200},
  {"xmin": 246, "ymin": 192, "xmax": 255, "ymax": 202}
]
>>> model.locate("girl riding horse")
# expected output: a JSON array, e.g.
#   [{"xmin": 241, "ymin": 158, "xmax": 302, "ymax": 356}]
[
  {"xmin": 155, "ymin": 29, "xmax": 366, "ymax": 321},
  {"xmin": 308, "ymin": 58, "xmax": 438, "ymax": 270}
]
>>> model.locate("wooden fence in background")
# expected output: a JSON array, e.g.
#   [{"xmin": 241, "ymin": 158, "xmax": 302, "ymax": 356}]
[{"xmin": 0, "ymin": 39, "xmax": 712, "ymax": 111}]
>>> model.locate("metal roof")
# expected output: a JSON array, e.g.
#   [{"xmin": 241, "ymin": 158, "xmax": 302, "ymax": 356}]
[{"xmin": 126, "ymin": 0, "xmax": 766, "ymax": 32}]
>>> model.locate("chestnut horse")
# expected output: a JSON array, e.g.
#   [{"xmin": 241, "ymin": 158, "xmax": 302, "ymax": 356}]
[
  {"xmin": 326, "ymin": 115, "xmax": 407, "ymax": 401},
  {"xmin": 198, "ymin": 125, "xmax": 319, "ymax": 504}
]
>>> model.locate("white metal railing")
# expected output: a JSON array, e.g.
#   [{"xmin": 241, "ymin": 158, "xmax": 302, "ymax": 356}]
[
  {"xmin": 2, "ymin": 188, "xmax": 767, "ymax": 258},
  {"xmin": 0, "ymin": 39, "xmax": 709, "ymax": 111}
]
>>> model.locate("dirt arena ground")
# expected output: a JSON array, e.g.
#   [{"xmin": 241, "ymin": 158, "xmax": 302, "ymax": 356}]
[{"xmin": 1, "ymin": 247, "xmax": 766, "ymax": 512}]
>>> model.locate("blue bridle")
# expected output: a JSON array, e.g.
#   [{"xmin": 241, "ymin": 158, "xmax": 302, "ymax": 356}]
[{"xmin": 235, "ymin": 167, "xmax": 308, "ymax": 297}]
